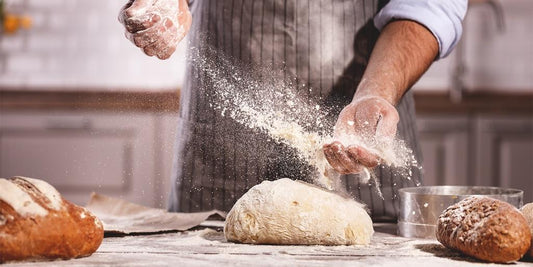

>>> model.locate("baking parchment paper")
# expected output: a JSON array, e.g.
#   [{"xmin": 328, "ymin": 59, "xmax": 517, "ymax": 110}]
[{"xmin": 85, "ymin": 193, "xmax": 226, "ymax": 236}]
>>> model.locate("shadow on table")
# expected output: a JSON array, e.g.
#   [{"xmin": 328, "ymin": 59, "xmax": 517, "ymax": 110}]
[
  {"xmin": 200, "ymin": 229, "xmax": 226, "ymax": 242},
  {"xmin": 519, "ymin": 255, "xmax": 533, "ymax": 263},
  {"xmin": 373, "ymin": 223, "xmax": 397, "ymax": 235},
  {"xmin": 415, "ymin": 244, "xmax": 485, "ymax": 264},
  {"xmin": 416, "ymin": 243, "xmax": 533, "ymax": 264}
]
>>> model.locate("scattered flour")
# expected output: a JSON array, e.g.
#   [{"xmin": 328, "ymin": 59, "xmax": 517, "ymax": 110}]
[{"xmin": 188, "ymin": 46, "xmax": 421, "ymax": 197}]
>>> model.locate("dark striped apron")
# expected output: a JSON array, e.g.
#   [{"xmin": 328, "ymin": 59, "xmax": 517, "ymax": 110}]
[{"xmin": 168, "ymin": 0, "xmax": 423, "ymax": 221}]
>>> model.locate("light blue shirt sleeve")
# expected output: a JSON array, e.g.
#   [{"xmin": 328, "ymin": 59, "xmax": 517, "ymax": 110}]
[{"xmin": 374, "ymin": 0, "xmax": 468, "ymax": 59}]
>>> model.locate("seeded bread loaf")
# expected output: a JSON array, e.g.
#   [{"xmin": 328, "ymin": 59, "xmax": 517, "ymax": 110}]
[
  {"xmin": 520, "ymin": 202, "xmax": 533, "ymax": 259},
  {"xmin": 0, "ymin": 176, "xmax": 104, "ymax": 262},
  {"xmin": 436, "ymin": 196, "xmax": 531, "ymax": 263}
]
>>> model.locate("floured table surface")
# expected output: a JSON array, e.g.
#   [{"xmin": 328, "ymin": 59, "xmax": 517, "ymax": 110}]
[{"xmin": 4, "ymin": 223, "xmax": 532, "ymax": 267}]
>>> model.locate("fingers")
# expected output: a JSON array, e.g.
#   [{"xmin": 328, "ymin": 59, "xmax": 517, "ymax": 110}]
[
  {"xmin": 323, "ymin": 140, "xmax": 383, "ymax": 175},
  {"xmin": 323, "ymin": 142, "xmax": 347, "ymax": 174},
  {"xmin": 126, "ymin": 18, "xmax": 166, "ymax": 47},
  {"xmin": 125, "ymin": 16, "xmax": 178, "ymax": 59},
  {"xmin": 142, "ymin": 34, "xmax": 177, "ymax": 59},
  {"xmin": 143, "ymin": 37, "xmax": 177, "ymax": 59},
  {"xmin": 323, "ymin": 142, "xmax": 365, "ymax": 174},
  {"xmin": 156, "ymin": 42, "xmax": 177, "ymax": 59},
  {"xmin": 346, "ymin": 145, "xmax": 380, "ymax": 168},
  {"xmin": 119, "ymin": 0, "xmax": 155, "ymax": 27},
  {"xmin": 156, "ymin": 21, "xmax": 179, "ymax": 59},
  {"xmin": 118, "ymin": 0, "xmax": 135, "ymax": 24},
  {"xmin": 141, "ymin": 19, "xmax": 179, "ymax": 59},
  {"xmin": 146, "ymin": 36, "xmax": 177, "ymax": 60},
  {"xmin": 124, "ymin": 12, "xmax": 162, "ymax": 33},
  {"xmin": 143, "ymin": 44, "xmax": 157, "ymax": 57},
  {"xmin": 124, "ymin": 0, "xmax": 154, "ymax": 18}
]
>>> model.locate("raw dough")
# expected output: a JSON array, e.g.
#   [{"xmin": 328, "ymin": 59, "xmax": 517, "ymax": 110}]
[{"xmin": 224, "ymin": 178, "xmax": 373, "ymax": 245}]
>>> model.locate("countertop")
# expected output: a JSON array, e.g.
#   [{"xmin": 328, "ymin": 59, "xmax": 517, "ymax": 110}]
[
  {"xmin": 1, "ymin": 89, "xmax": 532, "ymax": 115},
  {"xmin": 4, "ymin": 223, "xmax": 532, "ymax": 267}
]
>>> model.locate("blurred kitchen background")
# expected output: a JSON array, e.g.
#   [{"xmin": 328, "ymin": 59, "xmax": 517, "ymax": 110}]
[{"xmin": 0, "ymin": 0, "xmax": 531, "ymax": 207}]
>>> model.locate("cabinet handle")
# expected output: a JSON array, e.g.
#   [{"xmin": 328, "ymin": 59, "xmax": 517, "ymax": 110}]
[{"xmin": 45, "ymin": 119, "xmax": 92, "ymax": 130}]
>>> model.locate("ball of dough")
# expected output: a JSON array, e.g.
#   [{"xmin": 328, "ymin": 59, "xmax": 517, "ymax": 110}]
[
  {"xmin": 521, "ymin": 203, "xmax": 533, "ymax": 258},
  {"xmin": 224, "ymin": 178, "xmax": 374, "ymax": 245}
]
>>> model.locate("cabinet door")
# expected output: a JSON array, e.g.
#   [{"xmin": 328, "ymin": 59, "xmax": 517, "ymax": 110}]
[
  {"xmin": 417, "ymin": 116, "xmax": 470, "ymax": 186},
  {"xmin": 475, "ymin": 117, "xmax": 533, "ymax": 203},
  {"xmin": 1, "ymin": 131, "xmax": 133, "ymax": 191},
  {"xmin": 0, "ymin": 112, "xmax": 161, "ymax": 207},
  {"xmin": 152, "ymin": 113, "xmax": 179, "ymax": 208}
]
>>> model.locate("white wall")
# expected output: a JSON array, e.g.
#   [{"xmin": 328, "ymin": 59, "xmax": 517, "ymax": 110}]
[
  {"xmin": 0, "ymin": 0, "xmax": 187, "ymax": 91},
  {"xmin": 414, "ymin": 0, "xmax": 533, "ymax": 93},
  {"xmin": 1, "ymin": 0, "xmax": 531, "ymax": 92}
]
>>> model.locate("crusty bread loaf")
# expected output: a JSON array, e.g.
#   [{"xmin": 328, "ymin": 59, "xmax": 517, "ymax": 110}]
[
  {"xmin": 520, "ymin": 202, "xmax": 533, "ymax": 259},
  {"xmin": 0, "ymin": 176, "xmax": 104, "ymax": 262},
  {"xmin": 436, "ymin": 196, "xmax": 531, "ymax": 263}
]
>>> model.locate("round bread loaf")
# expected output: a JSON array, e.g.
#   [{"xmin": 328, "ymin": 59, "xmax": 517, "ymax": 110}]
[
  {"xmin": 436, "ymin": 196, "xmax": 531, "ymax": 263},
  {"xmin": 0, "ymin": 176, "xmax": 104, "ymax": 262},
  {"xmin": 520, "ymin": 202, "xmax": 533, "ymax": 259}
]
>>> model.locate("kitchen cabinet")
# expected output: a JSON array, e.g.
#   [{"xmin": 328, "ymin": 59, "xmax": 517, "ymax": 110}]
[
  {"xmin": 0, "ymin": 111, "xmax": 178, "ymax": 208},
  {"xmin": 474, "ymin": 116, "xmax": 533, "ymax": 203},
  {"xmin": 417, "ymin": 115, "xmax": 533, "ymax": 203},
  {"xmin": 417, "ymin": 116, "xmax": 470, "ymax": 187}
]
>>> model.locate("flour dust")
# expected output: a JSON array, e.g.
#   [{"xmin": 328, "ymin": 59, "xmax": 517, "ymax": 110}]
[{"xmin": 188, "ymin": 46, "xmax": 421, "ymax": 199}]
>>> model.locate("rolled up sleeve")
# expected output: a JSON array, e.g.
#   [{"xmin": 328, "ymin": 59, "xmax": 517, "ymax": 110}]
[{"xmin": 374, "ymin": 0, "xmax": 467, "ymax": 59}]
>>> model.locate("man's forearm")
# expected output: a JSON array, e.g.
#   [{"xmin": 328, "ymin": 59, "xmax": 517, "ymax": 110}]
[{"xmin": 355, "ymin": 20, "xmax": 439, "ymax": 105}]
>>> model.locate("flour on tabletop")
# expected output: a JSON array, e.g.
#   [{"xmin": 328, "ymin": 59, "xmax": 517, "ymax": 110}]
[
  {"xmin": 188, "ymin": 45, "xmax": 421, "ymax": 197},
  {"xmin": 181, "ymin": 229, "xmax": 442, "ymax": 258}
]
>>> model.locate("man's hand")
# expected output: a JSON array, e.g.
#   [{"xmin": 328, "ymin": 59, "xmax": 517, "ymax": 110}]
[
  {"xmin": 323, "ymin": 96, "xmax": 399, "ymax": 174},
  {"xmin": 118, "ymin": 0, "xmax": 192, "ymax": 59},
  {"xmin": 323, "ymin": 20, "xmax": 439, "ymax": 175}
]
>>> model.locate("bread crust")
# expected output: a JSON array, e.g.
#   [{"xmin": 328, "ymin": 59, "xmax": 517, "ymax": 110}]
[
  {"xmin": 436, "ymin": 196, "xmax": 531, "ymax": 263},
  {"xmin": 0, "ymin": 177, "xmax": 104, "ymax": 262}
]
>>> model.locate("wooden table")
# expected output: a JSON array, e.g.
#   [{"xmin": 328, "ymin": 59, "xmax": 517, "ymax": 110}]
[{"xmin": 5, "ymin": 223, "xmax": 533, "ymax": 266}]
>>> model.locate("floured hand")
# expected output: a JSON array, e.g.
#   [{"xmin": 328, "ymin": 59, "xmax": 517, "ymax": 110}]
[
  {"xmin": 118, "ymin": 0, "xmax": 192, "ymax": 59},
  {"xmin": 323, "ymin": 96, "xmax": 399, "ymax": 174}
]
